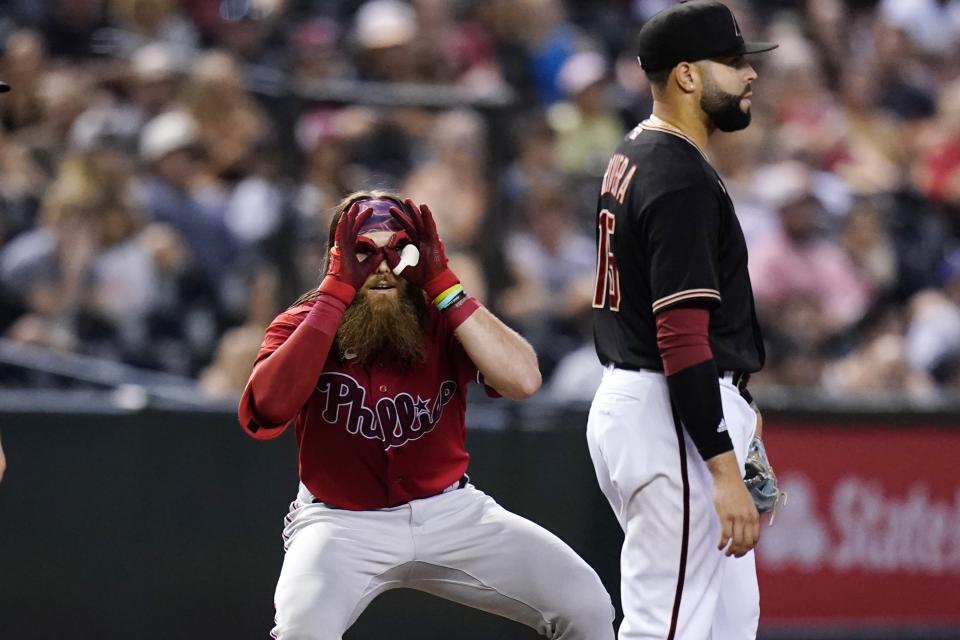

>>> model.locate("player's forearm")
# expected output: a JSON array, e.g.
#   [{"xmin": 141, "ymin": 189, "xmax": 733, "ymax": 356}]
[
  {"xmin": 453, "ymin": 306, "xmax": 542, "ymax": 400},
  {"xmin": 665, "ymin": 361, "xmax": 733, "ymax": 459},
  {"xmin": 242, "ymin": 296, "xmax": 346, "ymax": 430},
  {"xmin": 657, "ymin": 306, "xmax": 733, "ymax": 459},
  {"xmin": 705, "ymin": 450, "xmax": 741, "ymax": 480}
]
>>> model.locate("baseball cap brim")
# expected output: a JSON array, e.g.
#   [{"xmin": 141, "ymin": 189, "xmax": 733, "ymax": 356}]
[
  {"xmin": 0, "ymin": 82, "xmax": 9, "ymax": 93},
  {"xmin": 742, "ymin": 42, "xmax": 778, "ymax": 55}
]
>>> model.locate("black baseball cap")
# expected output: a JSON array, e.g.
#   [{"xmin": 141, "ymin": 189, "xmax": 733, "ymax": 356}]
[
  {"xmin": 637, "ymin": 0, "xmax": 777, "ymax": 72},
  {"xmin": 0, "ymin": 81, "xmax": 9, "ymax": 93}
]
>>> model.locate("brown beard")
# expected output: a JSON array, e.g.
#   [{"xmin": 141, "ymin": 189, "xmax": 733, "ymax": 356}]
[{"xmin": 335, "ymin": 283, "xmax": 427, "ymax": 369}]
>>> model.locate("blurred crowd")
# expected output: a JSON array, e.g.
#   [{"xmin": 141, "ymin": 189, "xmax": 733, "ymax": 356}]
[{"xmin": 1, "ymin": 0, "xmax": 960, "ymax": 403}]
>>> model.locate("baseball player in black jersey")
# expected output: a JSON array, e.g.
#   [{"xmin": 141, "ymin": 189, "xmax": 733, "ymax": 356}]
[{"xmin": 586, "ymin": 2, "xmax": 777, "ymax": 639}]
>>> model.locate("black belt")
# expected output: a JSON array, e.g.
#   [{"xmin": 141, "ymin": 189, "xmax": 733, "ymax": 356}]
[
  {"xmin": 608, "ymin": 362, "xmax": 751, "ymax": 393},
  {"xmin": 609, "ymin": 362, "xmax": 642, "ymax": 371}
]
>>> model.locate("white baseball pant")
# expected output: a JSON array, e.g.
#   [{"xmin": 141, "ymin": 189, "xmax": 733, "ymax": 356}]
[
  {"xmin": 586, "ymin": 367, "xmax": 760, "ymax": 640},
  {"xmin": 271, "ymin": 482, "xmax": 615, "ymax": 639}
]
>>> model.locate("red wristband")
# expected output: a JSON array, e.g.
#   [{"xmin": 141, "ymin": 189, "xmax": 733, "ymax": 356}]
[
  {"xmin": 423, "ymin": 269, "xmax": 460, "ymax": 301},
  {"xmin": 446, "ymin": 296, "xmax": 480, "ymax": 330},
  {"xmin": 318, "ymin": 275, "xmax": 357, "ymax": 306}
]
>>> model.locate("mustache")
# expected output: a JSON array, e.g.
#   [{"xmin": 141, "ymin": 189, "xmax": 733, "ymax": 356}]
[{"xmin": 363, "ymin": 272, "xmax": 401, "ymax": 292}]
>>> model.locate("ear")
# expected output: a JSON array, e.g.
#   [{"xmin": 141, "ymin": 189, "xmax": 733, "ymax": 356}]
[{"xmin": 673, "ymin": 62, "xmax": 699, "ymax": 94}]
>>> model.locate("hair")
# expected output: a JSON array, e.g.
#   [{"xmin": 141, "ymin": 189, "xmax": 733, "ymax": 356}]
[
  {"xmin": 645, "ymin": 67, "xmax": 673, "ymax": 91},
  {"xmin": 291, "ymin": 189, "xmax": 406, "ymax": 307},
  {"xmin": 648, "ymin": 61, "xmax": 714, "ymax": 96}
]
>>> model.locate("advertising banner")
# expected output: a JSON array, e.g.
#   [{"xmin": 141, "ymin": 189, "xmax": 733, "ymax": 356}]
[{"xmin": 757, "ymin": 422, "xmax": 960, "ymax": 626}]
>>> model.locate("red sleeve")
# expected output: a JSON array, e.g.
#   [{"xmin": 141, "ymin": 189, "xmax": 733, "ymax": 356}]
[
  {"xmin": 237, "ymin": 295, "xmax": 347, "ymax": 439},
  {"xmin": 656, "ymin": 306, "xmax": 713, "ymax": 376}
]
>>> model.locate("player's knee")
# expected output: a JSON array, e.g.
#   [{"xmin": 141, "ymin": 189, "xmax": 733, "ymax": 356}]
[
  {"xmin": 558, "ymin": 580, "xmax": 615, "ymax": 639},
  {"xmin": 273, "ymin": 577, "xmax": 348, "ymax": 640}
]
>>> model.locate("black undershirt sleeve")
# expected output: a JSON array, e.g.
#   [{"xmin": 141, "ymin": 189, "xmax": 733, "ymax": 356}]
[{"xmin": 666, "ymin": 359, "xmax": 733, "ymax": 460}]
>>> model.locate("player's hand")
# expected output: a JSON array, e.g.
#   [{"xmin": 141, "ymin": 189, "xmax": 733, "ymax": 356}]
[
  {"xmin": 707, "ymin": 451, "xmax": 760, "ymax": 558},
  {"xmin": 0, "ymin": 440, "xmax": 6, "ymax": 485},
  {"xmin": 387, "ymin": 199, "xmax": 459, "ymax": 300},
  {"xmin": 318, "ymin": 202, "xmax": 384, "ymax": 304}
]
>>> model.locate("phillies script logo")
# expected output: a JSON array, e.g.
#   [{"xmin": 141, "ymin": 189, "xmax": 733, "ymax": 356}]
[{"xmin": 315, "ymin": 373, "xmax": 457, "ymax": 449}]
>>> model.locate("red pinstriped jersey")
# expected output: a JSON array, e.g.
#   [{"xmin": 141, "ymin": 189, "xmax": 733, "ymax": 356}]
[{"xmin": 239, "ymin": 301, "xmax": 487, "ymax": 510}]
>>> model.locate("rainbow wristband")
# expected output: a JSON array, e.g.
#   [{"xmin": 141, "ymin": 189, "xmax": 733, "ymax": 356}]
[{"xmin": 434, "ymin": 284, "xmax": 465, "ymax": 310}]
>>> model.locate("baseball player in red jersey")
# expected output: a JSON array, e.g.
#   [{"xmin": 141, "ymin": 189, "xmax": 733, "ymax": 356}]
[
  {"xmin": 238, "ymin": 192, "xmax": 614, "ymax": 639},
  {"xmin": 587, "ymin": 2, "xmax": 779, "ymax": 639}
]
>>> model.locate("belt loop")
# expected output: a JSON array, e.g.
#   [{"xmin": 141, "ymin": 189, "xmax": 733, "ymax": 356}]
[
  {"xmin": 442, "ymin": 474, "xmax": 469, "ymax": 495},
  {"xmin": 721, "ymin": 371, "xmax": 753, "ymax": 403},
  {"xmin": 735, "ymin": 372, "xmax": 749, "ymax": 390},
  {"xmin": 735, "ymin": 373, "xmax": 752, "ymax": 403}
]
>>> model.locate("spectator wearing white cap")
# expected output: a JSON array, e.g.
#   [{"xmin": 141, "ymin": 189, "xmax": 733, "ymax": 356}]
[
  {"xmin": 129, "ymin": 43, "xmax": 182, "ymax": 121},
  {"xmin": 548, "ymin": 50, "xmax": 624, "ymax": 176},
  {"xmin": 137, "ymin": 109, "xmax": 235, "ymax": 286},
  {"xmin": 139, "ymin": 110, "xmax": 199, "ymax": 165},
  {"xmin": 352, "ymin": 0, "xmax": 423, "ymax": 82}
]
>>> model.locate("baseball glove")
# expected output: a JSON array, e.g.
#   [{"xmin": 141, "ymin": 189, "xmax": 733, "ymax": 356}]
[{"xmin": 743, "ymin": 436, "xmax": 785, "ymax": 517}]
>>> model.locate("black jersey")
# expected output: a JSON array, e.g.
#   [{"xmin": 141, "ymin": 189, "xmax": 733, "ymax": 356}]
[{"xmin": 592, "ymin": 119, "xmax": 765, "ymax": 373}]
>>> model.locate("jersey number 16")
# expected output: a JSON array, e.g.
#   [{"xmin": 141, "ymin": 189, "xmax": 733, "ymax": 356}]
[{"xmin": 593, "ymin": 209, "xmax": 621, "ymax": 311}]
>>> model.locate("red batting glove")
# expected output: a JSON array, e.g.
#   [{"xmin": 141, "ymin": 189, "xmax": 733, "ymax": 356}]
[
  {"xmin": 387, "ymin": 199, "xmax": 459, "ymax": 301},
  {"xmin": 318, "ymin": 202, "xmax": 385, "ymax": 305}
]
